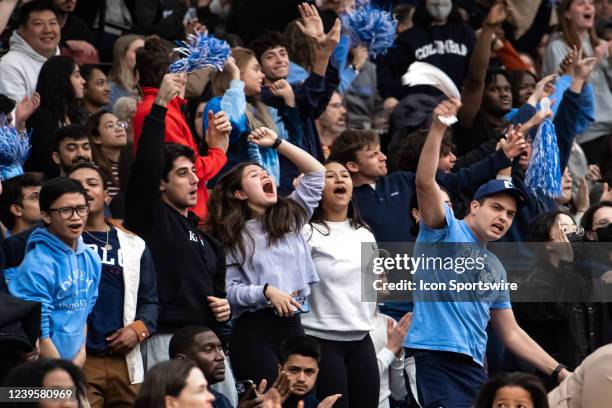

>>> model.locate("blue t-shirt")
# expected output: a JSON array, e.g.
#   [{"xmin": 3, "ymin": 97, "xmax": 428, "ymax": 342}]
[
  {"xmin": 84, "ymin": 228, "xmax": 124, "ymax": 354},
  {"xmin": 405, "ymin": 205, "xmax": 511, "ymax": 366}
]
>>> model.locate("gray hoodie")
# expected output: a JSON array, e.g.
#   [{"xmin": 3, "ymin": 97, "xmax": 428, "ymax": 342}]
[{"xmin": 0, "ymin": 31, "xmax": 59, "ymax": 102}]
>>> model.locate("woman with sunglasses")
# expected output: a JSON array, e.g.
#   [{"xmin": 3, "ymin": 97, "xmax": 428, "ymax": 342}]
[
  {"xmin": 86, "ymin": 111, "xmax": 131, "ymax": 199},
  {"xmin": 512, "ymin": 209, "xmax": 594, "ymax": 389}
]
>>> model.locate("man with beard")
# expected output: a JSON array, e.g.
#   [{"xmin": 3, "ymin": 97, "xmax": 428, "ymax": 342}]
[
  {"xmin": 52, "ymin": 124, "xmax": 93, "ymax": 176},
  {"xmin": 315, "ymin": 91, "xmax": 346, "ymax": 160},
  {"xmin": 170, "ymin": 326, "xmax": 235, "ymax": 408}
]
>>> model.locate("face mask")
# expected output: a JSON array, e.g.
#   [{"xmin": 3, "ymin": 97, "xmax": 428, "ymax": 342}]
[
  {"xmin": 565, "ymin": 232, "xmax": 583, "ymax": 243},
  {"xmin": 426, "ymin": 0, "xmax": 453, "ymax": 21},
  {"xmin": 596, "ymin": 223, "xmax": 612, "ymax": 242}
]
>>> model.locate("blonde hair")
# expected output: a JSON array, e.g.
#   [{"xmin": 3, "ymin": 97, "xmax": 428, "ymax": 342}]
[
  {"xmin": 108, "ymin": 34, "xmax": 145, "ymax": 95},
  {"xmin": 211, "ymin": 47, "xmax": 276, "ymax": 132}
]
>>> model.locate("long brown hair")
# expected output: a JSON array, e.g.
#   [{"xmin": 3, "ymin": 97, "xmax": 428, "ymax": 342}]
[
  {"xmin": 107, "ymin": 34, "xmax": 144, "ymax": 95},
  {"xmin": 210, "ymin": 47, "xmax": 277, "ymax": 131},
  {"xmin": 557, "ymin": 0, "xmax": 600, "ymax": 51},
  {"xmin": 86, "ymin": 111, "xmax": 121, "ymax": 189},
  {"xmin": 205, "ymin": 162, "xmax": 307, "ymax": 265}
]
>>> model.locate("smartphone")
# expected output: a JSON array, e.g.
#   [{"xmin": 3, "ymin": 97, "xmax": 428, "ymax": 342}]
[
  {"xmin": 235, "ymin": 380, "xmax": 255, "ymax": 400},
  {"xmin": 292, "ymin": 296, "xmax": 310, "ymax": 314}
]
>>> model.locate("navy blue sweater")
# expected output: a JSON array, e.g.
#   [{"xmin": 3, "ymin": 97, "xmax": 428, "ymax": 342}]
[
  {"xmin": 355, "ymin": 148, "xmax": 511, "ymax": 243},
  {"xmin": 376, "ymin": 21, "xmax": 476, "ymax": 101},
  {"xmin": 262, "ymin": 60, "xmax": 340, "ymax": 195}
]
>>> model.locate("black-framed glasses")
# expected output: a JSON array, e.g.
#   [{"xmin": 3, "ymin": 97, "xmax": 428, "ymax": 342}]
[{"xmin": 48, "ymin": 205, "xmax": 90, "ymax": 219}]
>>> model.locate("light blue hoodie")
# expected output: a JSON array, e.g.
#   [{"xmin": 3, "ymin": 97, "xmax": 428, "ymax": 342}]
[{"xmin": 8, "ymin": 228, "xmax": 101, "ymax": 359}]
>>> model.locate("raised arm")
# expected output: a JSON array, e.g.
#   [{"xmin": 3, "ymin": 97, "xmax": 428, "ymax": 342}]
[
  {"xmin": 458, "ymin": 1, "xmax": 510, "ymax": 127},
  {"xmin": 416, "ymin": 99, "xmax": 462, "ymax": 229},
  {"xmin": 248, "ymin": 128, "xmax": 325, "ymax": 174},
  {"xmin": 124, "ymin": 74, "xmax": 181, "ymax": 233}
]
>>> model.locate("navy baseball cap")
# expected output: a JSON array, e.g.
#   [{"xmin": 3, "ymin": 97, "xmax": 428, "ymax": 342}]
[{"xmin": 473, "ymin": 179, "xmax": 527, "ymax": 205}]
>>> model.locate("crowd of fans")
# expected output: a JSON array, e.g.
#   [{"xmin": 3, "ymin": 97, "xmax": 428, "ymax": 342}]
[{"xmin": 0, "ymin": 0, "xmax": 612, "ymax": 407}]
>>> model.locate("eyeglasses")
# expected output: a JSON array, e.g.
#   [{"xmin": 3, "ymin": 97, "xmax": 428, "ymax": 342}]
[
  {"xmin": 103, "ymin": 121, "xmax": 128, "ymax": 130},
  {"xmin": 48, "ymin": 205, "xmax": 90, "ymax": 219}
]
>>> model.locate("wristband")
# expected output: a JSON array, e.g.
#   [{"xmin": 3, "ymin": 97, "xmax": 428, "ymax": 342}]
[
  {"xmin": 551, "ymin": 363, "xmax": 567, "ymax": 382},
  {"xmin": 271, "ymin": 138, "xmax": 283, "ymax": 150},
  {"xmin": 263, "ymin": 283, "xmax": 270, "ymax": 299}
]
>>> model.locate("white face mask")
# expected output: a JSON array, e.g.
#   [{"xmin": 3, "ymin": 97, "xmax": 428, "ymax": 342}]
[{"xmin": 426, "ymin": 0, "xmax": 453, "ymax": 21}]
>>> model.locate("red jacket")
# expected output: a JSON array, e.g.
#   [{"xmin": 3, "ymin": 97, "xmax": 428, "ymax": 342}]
[{"xmin": 133, "ymin": 87, "xmax": 227, "ymax": 219}]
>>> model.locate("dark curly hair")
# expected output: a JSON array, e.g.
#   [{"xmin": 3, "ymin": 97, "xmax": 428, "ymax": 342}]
[
  {"xmin": 474, "ymin": 372, "xmax": 549, "ymax": 408},
  {"xmin": 395, "ymin": 128, "xmax": 454, "ymax": 173},
  {"xmin": 136, "ymin": 37, "xmax": 175, "ymax": 89}
]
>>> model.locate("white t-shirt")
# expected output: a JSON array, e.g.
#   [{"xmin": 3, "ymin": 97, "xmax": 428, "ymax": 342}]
[{"xmin": 301, "ymin": 220, "xmax": 377, "ymax": 341}]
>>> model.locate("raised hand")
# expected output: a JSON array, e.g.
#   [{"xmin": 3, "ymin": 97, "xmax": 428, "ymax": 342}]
[
  {"xmin": 154, "ymin": 73, "xmax": 186, "ymax": 107},
  {"xmin": 15, "ymin": 92, "xmax": 40, "ymax": 130},
  {"xmin": 296, "ymin": 2, "xmax": 325, "ymax": 41},
  {"xmin": 498, "ymin": 125, "xmax": 528, "ymax": 160},
  {"xmin": 314, "ymin": 18, "xmax": 341, "ymax": 57},
  {"xmin": 270, "ymin": 80, "xmax": 296, "ymax": 107},
  {"xmin": 206, "ymin": 110, "xmax": 231, "ymax": 152},
  {"xmin": 549, "ymin": 222, "xmax": 574, "ymax": 262},
  {"xmin": 386, "ymin": 312, "xmax": 412, "ymax": 356},
  {"xmin": 484, "ymin": 0, "xmax": 510, "ymax": 26},
  {"xmin": 432, "ymin": 98, "xmax": 462, "ymax": 127},
  {"xmin": 531, "ymin": 74, "xmax": 556, "ymax": 102},
  {"xmin": 574, "ymin": 54, "xmax": 598, "ymax": 81},
  {"xmin": 576, "ymin": 176, "xmax": 590, "ymax": 213},
  {"xmin": 224, "ymin": 57, "xmax": 241, "ymax": 81},
  {"xmin": 350, "ymin": 45, "xmax": 369, "ymax": 71},
  {"xmin": 268, "ymin": 371, "xmax": 293, "ymax": 402},
  {"xmin": 247, "ymin": 127, "xmax": 280, "ymax": 147}
]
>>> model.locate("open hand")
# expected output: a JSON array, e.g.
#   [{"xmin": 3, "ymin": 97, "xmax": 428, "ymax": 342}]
[
  {"xmin": 485, "ymin": 0, "xmax": 510, "ymax": 26},
  {"xmin": 15, "ymin": 92, "xmax": 40, "ymax": 130},
  {"xmin": 498, "ymin": 125, "xmax": 528, "ymax": 160},
  {"xmin": 296, "ymin": 3, "xmax": 325, "ymax": 41},
  {"xmin": 386, "ymin": 312, "xmax": 412, "ymax": 356}
]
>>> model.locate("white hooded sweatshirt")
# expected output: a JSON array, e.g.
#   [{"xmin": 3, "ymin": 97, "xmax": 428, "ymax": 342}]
[{"xmin": 0, "ymin": 31, "xmax": 59, "ymax": 102}]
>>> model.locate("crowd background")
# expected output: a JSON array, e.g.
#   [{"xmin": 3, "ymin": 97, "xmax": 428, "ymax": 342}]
[{"xmin": 0, "ymin": 0, "xmax": 612, "ymax": 407}]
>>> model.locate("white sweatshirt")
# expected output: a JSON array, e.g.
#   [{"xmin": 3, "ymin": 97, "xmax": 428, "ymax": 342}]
[
  {"xmin": 370, "ymin": 314, "xmax": 409, "ymax": 408},
  {"xmin": 0, "ymin": 32, "xmax": 59, "ymax": 102},
  {"xmin": 301, "ymin": 220, "xmax": 377, "ymax": 341}
]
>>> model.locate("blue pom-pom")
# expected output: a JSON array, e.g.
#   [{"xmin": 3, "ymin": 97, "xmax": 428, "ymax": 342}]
[
  {"xmin": 525, "ymin": 120, "xmax": 562, "ymax": 199},
  {"xmin": 0, "ymin": 115, "xmax": 30, "ymax": 181},
  {"xmin": 169, "ymin": 31, "xmax": 231, "ymax": 73},
  {"xmin": 341, "ymin": 3, "xmax": 397, "ymax": 58}
]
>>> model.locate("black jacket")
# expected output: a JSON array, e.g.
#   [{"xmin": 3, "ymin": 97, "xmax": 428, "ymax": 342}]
[
  {"xmin": 514, "ymin": 259, "xmax": 609, "ymax": 372},
  {"xmin": 123, "ymin": 104, "xmax": 227, "ymax": 334}
]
